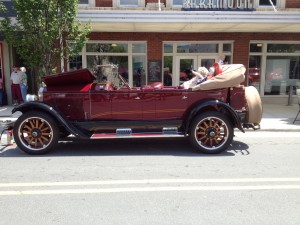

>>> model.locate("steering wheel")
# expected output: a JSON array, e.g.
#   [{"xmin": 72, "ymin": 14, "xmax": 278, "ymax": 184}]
[{"xmin": 118, "ymin": 74, "xmax": 130, "ymax": 89}]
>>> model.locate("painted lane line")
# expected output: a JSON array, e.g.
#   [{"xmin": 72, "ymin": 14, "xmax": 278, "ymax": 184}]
[
  {"xmin": 1, "ymin": 178, "xmax": 300, "ymax": 187},
  {"xmin": 1, "ymin": 185, "xmax": 300, "ymax": 196}
]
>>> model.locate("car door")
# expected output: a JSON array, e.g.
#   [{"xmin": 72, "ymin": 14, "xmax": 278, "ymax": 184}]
[
  {"xmin": 155, "ymin": 89, "xmax": 189, "ymax": 120},
  {"xmin": 111, "ymin": 88, "xmax": 142, "ymax": 120},
  {"xmin": 90, "ymin": 83, "xmax": 112, "ymax": 120}
]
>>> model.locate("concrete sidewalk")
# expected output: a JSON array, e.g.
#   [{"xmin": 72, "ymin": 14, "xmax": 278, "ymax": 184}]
[
  {"xmin": 0, "ymin": 104, "xmax": 300, "ymax": 131},
  {"xmin": 259, "ymin": 103, "xmax": 300, "ymax": 131}
]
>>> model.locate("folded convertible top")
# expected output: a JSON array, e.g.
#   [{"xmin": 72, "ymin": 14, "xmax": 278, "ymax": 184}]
[{"xmin": 192, "ymin": 64, "xmax": 246, "ymax": 91}]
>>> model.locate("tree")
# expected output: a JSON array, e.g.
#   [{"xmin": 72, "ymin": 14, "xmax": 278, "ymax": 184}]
[
  {"xmin": 0, "ymin": 2, "xmax": 6, "ymax": 12},
  {"xmin": 0, "ymin": 0, "xmax": 90, "ymax": 81}
]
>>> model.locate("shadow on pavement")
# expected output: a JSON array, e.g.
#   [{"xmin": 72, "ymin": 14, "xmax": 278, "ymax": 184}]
[{"xmin": 1, "ymin": 138, "xmax": 249, "ymax": 157}]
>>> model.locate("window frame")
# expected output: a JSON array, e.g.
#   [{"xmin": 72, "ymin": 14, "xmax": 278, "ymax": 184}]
[
  {"xmin": 254, "ymin": 0, "xmax": 285, "ymax": 9},
  {"xmin": 163, "ymin": 41, "xmax": 234, "ymax": 86},
  {"xmin": 114, "ymin": 0, "xmax": 145, "ymax": 7},
  {"xmin": 249, "ymin": 40, "xmax": 300, "ymax": 97},
  {"xmin": 79, "ymin": 41, "xmax": 147, "ymax": 87},
  {"xmin": 78, "ymin": 0, "xmax": 95, "ymax": 7}
]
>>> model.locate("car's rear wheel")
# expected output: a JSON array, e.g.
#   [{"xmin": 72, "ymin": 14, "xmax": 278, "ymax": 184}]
[
  {"xmin": 189, "ymin": 111, "xmax": 233, "ymax": 154},
  {"xmin": 13, "ymin": 111, "xmax": 59, "ymax": 155}
]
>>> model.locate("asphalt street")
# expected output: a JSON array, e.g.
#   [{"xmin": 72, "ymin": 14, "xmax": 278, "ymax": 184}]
[{"xmin": 0, "ymin": 131, "xmax": 300, "ymax": 225}]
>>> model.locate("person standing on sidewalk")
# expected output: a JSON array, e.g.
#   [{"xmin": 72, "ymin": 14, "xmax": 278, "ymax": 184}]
[
  {"xmin": 218, "ymin": 55, "xmax": 226, "ymax": 65},
  {"xmin": 20, "ymin": 67, "xmax": 28, "ymax": 103},
  {"xmin": 10, "ymin": 65, "xmax": 22, "ymax": 106}
]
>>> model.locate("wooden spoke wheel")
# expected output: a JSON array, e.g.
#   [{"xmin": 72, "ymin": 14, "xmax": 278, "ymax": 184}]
[
  {"xmin": 189, "ymin": 111, "xmax": 233, "ymax": 154},
  {"xmin": 13, "ymin": 112, "xmax": 59, "ymax": 154}
]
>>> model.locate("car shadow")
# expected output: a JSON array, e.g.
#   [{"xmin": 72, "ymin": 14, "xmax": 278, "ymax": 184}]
[{"xmin": 1, "ymin": 138, "xmax": 249, "ymax": 157}]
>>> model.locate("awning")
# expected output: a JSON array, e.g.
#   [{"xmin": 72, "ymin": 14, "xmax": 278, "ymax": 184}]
[{"xmin": 77, "ymin": 9, "xmax": 300, "ymax": 33}]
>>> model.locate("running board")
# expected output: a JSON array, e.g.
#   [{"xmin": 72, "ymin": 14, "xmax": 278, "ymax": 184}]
[{"xmin": 91, "ymin": 128, "xmax": 185, "ymax": 139}]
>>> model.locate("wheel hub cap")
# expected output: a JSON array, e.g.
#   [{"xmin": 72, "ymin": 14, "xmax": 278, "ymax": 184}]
[
  {"xmin": 206, "ymin": 128, "xmax": 217, "ymax": 138},
  {"xmin": 31, "ymin": 129, "xmax": 41, "ymax": 138}
]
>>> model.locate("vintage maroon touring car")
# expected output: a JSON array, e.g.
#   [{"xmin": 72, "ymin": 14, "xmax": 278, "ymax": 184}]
[{"xmin": 12, "ymin": 64, "xmax": 262, "ymax": 155}]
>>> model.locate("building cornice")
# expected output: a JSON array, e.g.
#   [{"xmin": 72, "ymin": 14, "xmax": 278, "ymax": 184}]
[{"xmin": 77, "ymin": 9, "xmax": 300, "ymax": 33}]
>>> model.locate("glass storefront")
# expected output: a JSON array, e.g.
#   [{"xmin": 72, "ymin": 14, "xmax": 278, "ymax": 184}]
[
  {"xmin": 249, "ymin": 42, "xmax": 300, "ymax": 96},
  {"xmin": 69, "ymin": 42, "xmax": 147, "ymax": 87},
  {"xmin": 163, "ymin": 42, "xmax": 233, "ymax": 86},
  {"xmin": 265, "ymin": 56, "xmax": 300, "ymax": 95}
]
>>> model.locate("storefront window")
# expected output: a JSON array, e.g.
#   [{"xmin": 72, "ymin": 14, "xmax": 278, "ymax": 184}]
[
  {"xmin": 222, "ymin": 43, "xmax": 232, "ymax": 53},
  {"xmin": 163, "ymin": 56, "xmax": 173, "ymax": 86},
  {"xmin": 87, "ymin": 55, "xmax": 128, "ymax": 81},
  {"xmin": 77, "ymin": 42, "xmax": 146, "ymax": 87},
  {"xmin": 69, "ymin": 55, "xmax": 82, "ymax": 71},
  {"xmin": 132, "ymin": 43, "xmax": 146, "ymax": 53},
  {"xmin": 164, "ymin": 42, "xmax": 232, "ymax": 86},
  {"xmin": 177, "ymin": 43, "xmax": 218, "ymax": 53},
  {"xmin": 250, "ymin": 43, "xmax": 263, "ymax": 53},
  {"xmin": 164, "ymin": 44, "xmax": 173, "ymax": 53},
  {"xmin": 248, "ymin": 55, "xmax": 262, "ymax": 91},
  {"xmin": 264, "ymin": 56, "xmax": 300, "ymax": 95},
  {"xmin": 259, "ymin": 0, "xmax": 277, "ymax": 6},
  {"xmin": 133, "ymin": 56, "xmax": 146, "ymax": 86},
  {"xmin": 120, "ymin": 0, "xmax": 139, "ymax": 6},
  {"xmin": 173, "ymin": 0, "xmax": 183, "ymax": 6},
  {"xmin": 79, "ymin": 0, "xmax": 89, "ymax": 4},
  {"xmin": 250, "ymin": 42, "xmax": 300, "ymax": 97},
  {"xmin": 267, "ymin": 44, "xmax": 300, "ymax": 53},
  {"xmin": 86, "ymin": 43, "xmax": 128, "ymax": 53}
]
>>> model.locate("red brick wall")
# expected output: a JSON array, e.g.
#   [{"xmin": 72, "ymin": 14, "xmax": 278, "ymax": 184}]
[
  {"xmin": 95, "ymin": 0, "xmax": 112, "ymax": 7},
  {"xmin": 88, "ymin": 32, "xmax": 300, "ymax": 68},
  {"xmin": 286, "ymin": 0, "xmax": 300, "ymax": 8}
]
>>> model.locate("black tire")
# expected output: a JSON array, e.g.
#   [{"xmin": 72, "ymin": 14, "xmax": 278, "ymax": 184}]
[
  {"xmin": 13, "ymin": 111, "xmax": 59, "ymax": 155},
  {"xmin": 189, "ymin": 111, "xmax": 233, "ymax": 154}
]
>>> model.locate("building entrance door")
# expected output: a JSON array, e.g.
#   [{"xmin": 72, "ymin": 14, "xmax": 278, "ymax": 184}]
[{"xmin": 174, "ymin": 56, "xmax": 217, "ymax": 86}]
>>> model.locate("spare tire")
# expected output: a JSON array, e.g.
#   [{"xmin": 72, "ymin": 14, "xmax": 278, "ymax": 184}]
[{"xmin": 245, "ymin": 86, "xmax": 263, "ymax": 124}]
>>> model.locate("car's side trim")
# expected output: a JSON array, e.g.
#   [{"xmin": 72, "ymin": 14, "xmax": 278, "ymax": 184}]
[
  {"xmin": 91, "ymin": 133, "xmax": 185, "ymax": 139},
  {"xmin": 12, "ymin": 102, "xmax": 90, "ymax": 138},
  {"xmin": 73, "ymin": 120, "xmax": 183, "ymax": 131}
]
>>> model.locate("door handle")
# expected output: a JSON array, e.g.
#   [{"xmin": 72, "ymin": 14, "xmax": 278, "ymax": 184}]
[
  {"xmin": 182, "ymin": 96, "xmax": 188, "ymax": 100},
  {"xmin": 135, "ymin": 97, "xmax": 141, "ymax": 100}
]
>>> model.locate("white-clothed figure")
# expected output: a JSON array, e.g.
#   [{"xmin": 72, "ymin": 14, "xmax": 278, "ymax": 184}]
[
  {"xmin": 182, "ymin": 67, "xmax": 209, "ymax": 89},
  {"xmin": 20, "ymin": 67, "xmax": 28, "ymax": 102}
]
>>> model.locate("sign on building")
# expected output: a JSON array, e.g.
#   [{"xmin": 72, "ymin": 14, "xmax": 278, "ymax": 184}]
[{"xmin": 182, "ymin": 0, "xmax": 254, "ymax": 11}]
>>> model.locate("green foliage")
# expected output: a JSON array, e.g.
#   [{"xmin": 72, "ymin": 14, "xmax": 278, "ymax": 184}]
[
  {"xmin": 0, "ymin": 0, "xmax": 90, "ymax": 80},
  {"xmin": 0, "ymin": 2, "xmax": 7, "ymax": 13}
]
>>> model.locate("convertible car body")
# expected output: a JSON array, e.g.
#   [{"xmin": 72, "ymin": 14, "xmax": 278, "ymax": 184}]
[{"xmin": 12, "ymin": 64, "xmax": 262, "ymax": 154}]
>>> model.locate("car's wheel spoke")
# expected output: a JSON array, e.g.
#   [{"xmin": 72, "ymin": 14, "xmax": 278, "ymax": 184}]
[
  {"xmin": 18, "ymin": 117, "xmax": 53, "ymax": 150},
  {"xmin": 39, "ymin": 122, "xmax": 45, "ymax": 129},
  {"xmin": 196, "ymin": 117, "xmax": 228, "ymax": 149}
]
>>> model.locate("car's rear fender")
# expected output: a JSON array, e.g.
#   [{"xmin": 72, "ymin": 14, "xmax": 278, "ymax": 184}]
[
  {"xmin": 184, "ymin": 100, "xmax": 245, "ymax": 135},
  {"xmin": 12, "ymin": 102, "xmax": 90, "ymax": 138}
]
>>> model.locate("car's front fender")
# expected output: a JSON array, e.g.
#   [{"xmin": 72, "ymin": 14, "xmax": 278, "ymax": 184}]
[{"xmin": 12, "ymin": 102, "xmax": 89, "ymax": 138}]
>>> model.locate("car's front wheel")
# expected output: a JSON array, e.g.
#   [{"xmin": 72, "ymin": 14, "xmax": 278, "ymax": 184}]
[
  {"xmin": 13, "ymin": 111, "xmax": 59, "ymax": 155},
  {"xmin": 189, "ymin": 111, "xmax": 233, "ymax": 154}
]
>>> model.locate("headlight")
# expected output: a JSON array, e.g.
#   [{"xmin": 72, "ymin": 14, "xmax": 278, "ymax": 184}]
[
  {"xmin": 38, "ymin": 87, "xmax": 44, "ymax": 101},
  {"xmin": 26, "ymin": 94, "xmax": 38, "ymax": 102}
]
